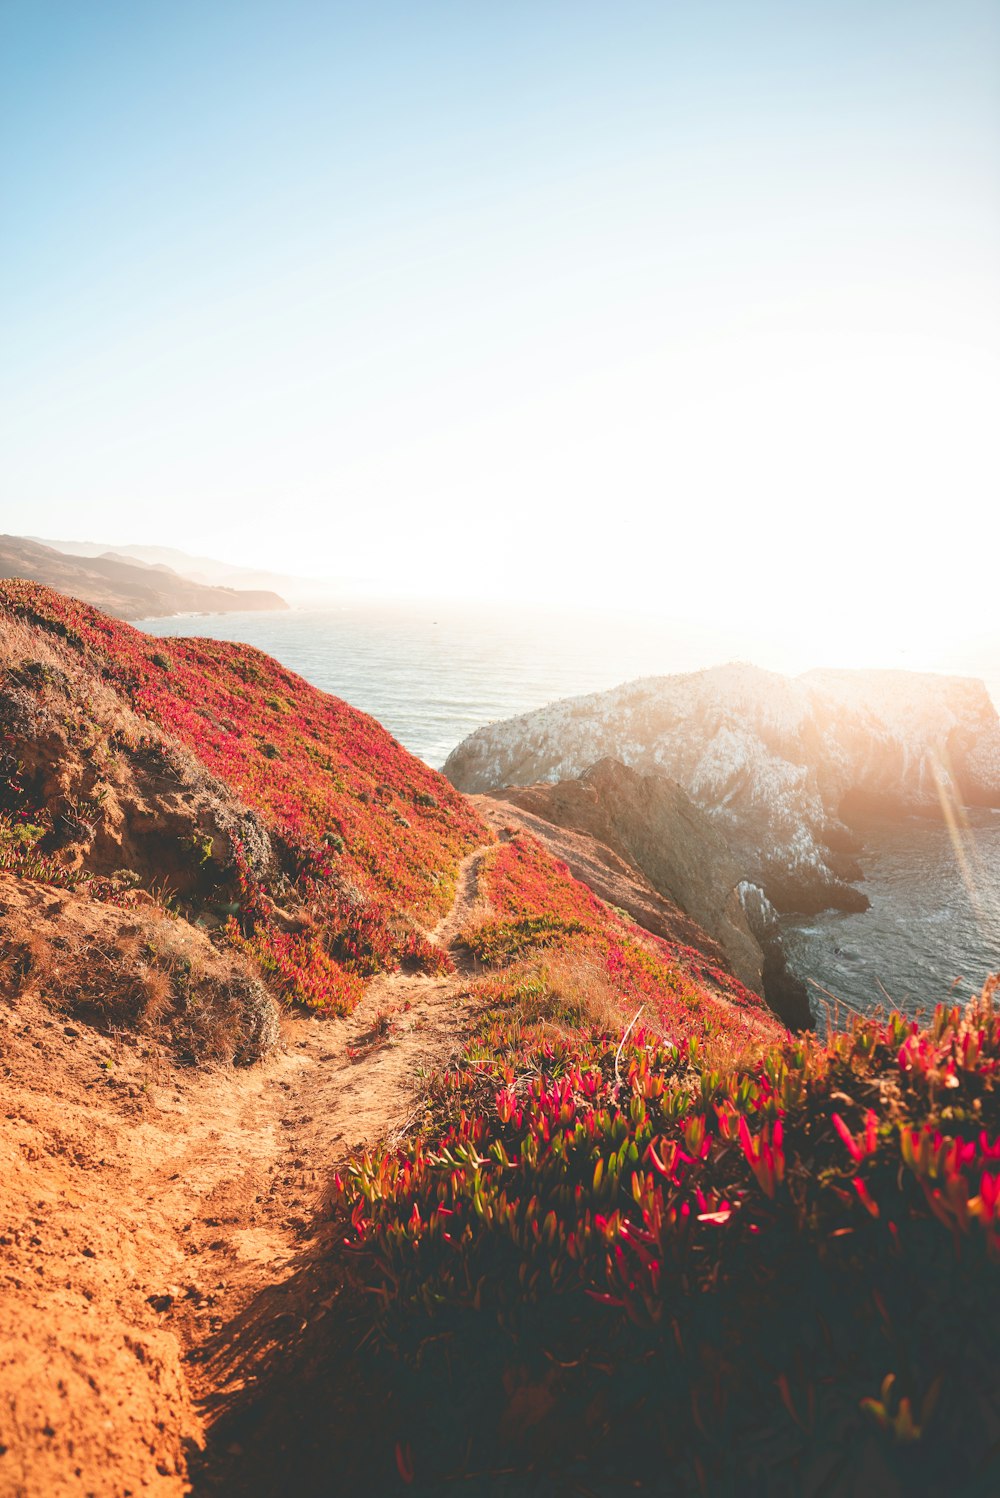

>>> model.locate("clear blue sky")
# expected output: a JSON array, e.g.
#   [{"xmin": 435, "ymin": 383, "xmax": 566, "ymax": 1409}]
[{"xmin": 2, "ymin": 1, "xmax": 998, "ymax": 649}]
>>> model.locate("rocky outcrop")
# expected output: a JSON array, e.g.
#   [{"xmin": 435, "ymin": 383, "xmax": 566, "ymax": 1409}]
[
  {"xmin": 484, "ymin": 759, "xmax": 812, "ymax": 1029},
  {"xmin": 803, "ymin": 669, "xmax": 1000, "ymax": 812},
  {"xmin": 445, "ymin": 664, "xmax": 1000, "ymax": 918}
]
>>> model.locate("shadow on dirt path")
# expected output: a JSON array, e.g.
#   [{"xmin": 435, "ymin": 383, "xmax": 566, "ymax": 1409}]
[{"xmin": 181, "ymin": 845, "xmax": 493, "ymax": 1496}]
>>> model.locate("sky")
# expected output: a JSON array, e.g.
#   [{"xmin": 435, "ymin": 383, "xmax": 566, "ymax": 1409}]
[{"xmin": 2, "ymin": 0, "xmax": 999, "ymax": 661}]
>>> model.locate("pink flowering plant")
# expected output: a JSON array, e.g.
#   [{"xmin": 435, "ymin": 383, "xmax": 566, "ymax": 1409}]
[{"xmin": 336, "ymin": 979, "xmax": 1000, "ymax": 1490}]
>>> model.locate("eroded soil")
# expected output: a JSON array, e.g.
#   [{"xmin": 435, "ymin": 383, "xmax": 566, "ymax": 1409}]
[{"xmin": 0, "ymin": 847, "xmax": 490, "ymax": 1498}]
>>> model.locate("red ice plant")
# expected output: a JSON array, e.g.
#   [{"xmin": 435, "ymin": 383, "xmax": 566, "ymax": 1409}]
[
  {"xmin": 336, "ymin": 979, "xmax": 1000, "ymax": 1489},
  {"xmin": 0, "ymin": 582, "xmax": 486, "ymax": 1011}
]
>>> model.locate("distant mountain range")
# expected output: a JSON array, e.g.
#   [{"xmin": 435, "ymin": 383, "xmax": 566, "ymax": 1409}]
[
  {"xmin": 1, "ymin": 535, "xmax": 288, "ymax": 620},
  {"xmin": 33, "ymin": 537, "xmax": 341, "ymax": 604}
]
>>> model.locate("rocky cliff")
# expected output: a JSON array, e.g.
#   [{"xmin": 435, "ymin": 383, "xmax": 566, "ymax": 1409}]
[{"xmin": 444, "ymin": 662, "xmax": 1000, "ymax": 917}]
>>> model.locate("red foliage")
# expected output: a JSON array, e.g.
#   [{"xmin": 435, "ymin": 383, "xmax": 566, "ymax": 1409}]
[
  {"xmin": 337, "ymin": 981, "xmax": 1000, "ymax": 1488},
  {"xmin": 0, "ymin": 582, "xmax": 486, "ymax": 1010},
  {"xmin": 464, "ymin": 831, "xmax": 781, "ymax": 1046}
]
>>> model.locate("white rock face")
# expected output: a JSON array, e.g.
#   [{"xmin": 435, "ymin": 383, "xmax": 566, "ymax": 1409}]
[{"xmin": 443, "ymin": 664, "xmax": 1000, "ymax": 915}]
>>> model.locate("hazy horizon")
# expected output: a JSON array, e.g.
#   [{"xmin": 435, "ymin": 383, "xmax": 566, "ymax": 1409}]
[
  {"xmin": 3, "ymin": 1, "xmax": 999, "ymax": 664},
  {"xmin": 19, "ymin": 527, "xmax": 1000, "ymax": 692}
]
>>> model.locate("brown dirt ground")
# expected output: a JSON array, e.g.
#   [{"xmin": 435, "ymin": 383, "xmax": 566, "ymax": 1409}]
[{"xmin": 0, "ymin": 845, "xmax": 491, "ymax": 1498}]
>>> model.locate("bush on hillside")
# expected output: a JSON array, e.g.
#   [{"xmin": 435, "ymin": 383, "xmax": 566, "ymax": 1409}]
[{"xmin": 0, "ymin": 875, "xmax": 279, "ymax": 1065}]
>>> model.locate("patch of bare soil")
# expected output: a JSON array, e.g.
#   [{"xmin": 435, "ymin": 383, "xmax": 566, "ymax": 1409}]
[{"xmin": 0, "ymin": 847, "xmax": 491, "ymax": 1498}]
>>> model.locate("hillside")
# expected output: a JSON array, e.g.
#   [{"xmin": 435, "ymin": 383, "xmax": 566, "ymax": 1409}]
[
  {"xmin": 444, "ymin": 662, "xmax": 1000, "ymax": 916},
  {"xmin": 1, "ymin": 587, "xmax": 998, "ymax": 1496},
  {"xmin": 0, "ymin": 580, "xmax": 489, "ymax": 1007},
  {"xmin": 0, "ymin": 534, "xmax": 288, "ymax": 619},
  {"xmin": 36, "ymin": 536, "xmax": 334, "ymax": 604},
  {"xmin": 482, "ymin": 757, "xmax": 812, "ymax": 1029}
]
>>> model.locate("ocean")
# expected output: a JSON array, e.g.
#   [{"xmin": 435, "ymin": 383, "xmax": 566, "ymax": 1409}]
[
  {"xmin": 781, "ymin": 809, "xmax": 1000, "ymax": 1021},
  {"xmin": 139, "ymin": 601, "xmax": 1000, "ymax": 1019}
]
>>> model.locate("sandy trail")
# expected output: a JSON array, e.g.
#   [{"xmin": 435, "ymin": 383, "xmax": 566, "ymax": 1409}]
[
  {"xmin": 429, "ymin": 841, "xmax": 490, "ymax": 953},
  {"xmin": 0, "ymin": 845, "xmax": 491, "ymax": 1498},
  {"xmin": 163, "ymin": 843, "xmax": 492, "ymax": 1350}
]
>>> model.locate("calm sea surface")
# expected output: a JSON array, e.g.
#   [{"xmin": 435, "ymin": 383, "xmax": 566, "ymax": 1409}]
[{"xmin": 139, "ymin": 602, "xmax": 1000, "ymax": 1018}]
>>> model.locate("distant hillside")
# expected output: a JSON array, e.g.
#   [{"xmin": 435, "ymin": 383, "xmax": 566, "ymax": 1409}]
[
  {"xmin": 1, "ymin": 534, "xmax": 288, "ymax": 618},
  {"xmin": 35, "ymin": 536, "xmax": 337, "ymax": 603}
]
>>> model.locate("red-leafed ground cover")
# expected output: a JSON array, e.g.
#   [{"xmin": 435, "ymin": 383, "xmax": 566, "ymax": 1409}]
[
  {"xmin": 0, "ymin": 581, "xmax": 487, "ymax": 1011},
  {"xmin": 462, "ymin": 830, "xmax": 781, "ymax": 1052},
  {"xmin": 336, "ymin": 979, "xmax": 1000, "ymax": 1492}
]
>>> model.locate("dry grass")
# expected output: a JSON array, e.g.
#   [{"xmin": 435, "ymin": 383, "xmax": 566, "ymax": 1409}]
[
  {"xmin": 0, "ymin": 612, "xmax": 145, "ymax": 748},
  {"xmin": 0, "ymin": 874, "xmax": 280, "ymax": 1065},
  {"xmin": 528, "ymin": 947, "xmax": 637, "ymax": 1034},
  {"xmin": 466, "ymin": 947, "xmax": 664, "ymax": 1046},
  {"xmin": 452, "ymin": 892, "xmax": 496, "ymax": 951},
  {"xmin": 1, "ymin": 613, "xmax": 279, "ymax": 908},
  {"xmin": 465, "ymin": 942, "xmax": 783, "ymax": 1079}
]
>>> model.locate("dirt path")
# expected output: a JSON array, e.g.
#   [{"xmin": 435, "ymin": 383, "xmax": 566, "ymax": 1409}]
[
  {"xmin": 160, "ymin": 842, "xmax": 492, "ymax": 1349},
  {"xmin": 430, "ymin": 841, "xmax": 490, "ymax": 955},
  {"xmin": 0, "ymin": 844, "xmax": 492, "ymax": 1498},
  {"xmin": 173, "ymin": 843, "xmax": 495, "ymax": 1487}
]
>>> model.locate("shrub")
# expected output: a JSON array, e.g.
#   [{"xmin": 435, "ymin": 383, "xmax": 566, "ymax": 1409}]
[{"xmin": 0, "ymin": 874, "xmax": 280, "ymax": 1064}]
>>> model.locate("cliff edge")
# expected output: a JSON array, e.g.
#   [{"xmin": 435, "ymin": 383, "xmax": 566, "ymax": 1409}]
[{"xmin": 444, "ymin": 662, "xmax": 1000, "ymax": 917}]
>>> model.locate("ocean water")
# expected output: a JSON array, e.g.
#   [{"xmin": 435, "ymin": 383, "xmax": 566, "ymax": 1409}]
[
  {"xmin": 139, "ymin": 602, "xmax": 1000, "ymax": 1018},
  {"xmin": 781, "ymin": 810, "xmax": 1000, "ymax": 1021}
]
